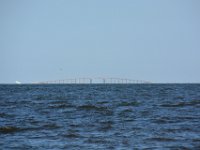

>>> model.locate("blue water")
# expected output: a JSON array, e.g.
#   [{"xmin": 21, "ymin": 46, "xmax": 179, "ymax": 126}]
[{"xmin": 0, "ymin": 84, "xmax": 200, "ymax": 149}]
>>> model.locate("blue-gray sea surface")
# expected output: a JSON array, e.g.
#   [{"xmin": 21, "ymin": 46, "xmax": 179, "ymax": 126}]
[{"xmin": 0, "ymin": 84, "xmax": 200, "ymax": 149}]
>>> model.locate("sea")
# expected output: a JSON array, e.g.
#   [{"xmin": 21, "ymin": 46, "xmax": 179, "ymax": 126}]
[{"xmin": 0, "ymin": 84, "xmax": 200, "ymax": 149}]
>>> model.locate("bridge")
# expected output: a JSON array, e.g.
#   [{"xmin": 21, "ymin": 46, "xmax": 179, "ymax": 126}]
[{"xmin": 35, "ymin": 77, "xmax": 151, "ymax": 84}]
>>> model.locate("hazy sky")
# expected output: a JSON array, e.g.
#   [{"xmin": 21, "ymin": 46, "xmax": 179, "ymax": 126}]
[{"xmin": 1, "ymin": 0, "xmax": 200, "ymax": 83}]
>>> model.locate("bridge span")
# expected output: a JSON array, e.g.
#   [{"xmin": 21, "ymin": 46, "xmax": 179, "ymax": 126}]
[{"xmin": 36, "ymin": 77, "xmax": 151, "ymax": 84}]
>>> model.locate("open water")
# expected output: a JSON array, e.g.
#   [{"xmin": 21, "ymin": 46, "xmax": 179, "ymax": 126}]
[{"xmin": 0, "ymin": 84, "xmax": 200, "ymax": 149}]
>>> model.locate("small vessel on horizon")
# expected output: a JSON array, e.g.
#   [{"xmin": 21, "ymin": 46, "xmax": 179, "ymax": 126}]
[{"xmin": 15, "ymin": 81, "xmax": 21, "ymax": 84}]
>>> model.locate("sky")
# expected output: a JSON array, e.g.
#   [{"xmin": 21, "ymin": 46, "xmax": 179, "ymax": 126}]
[{"xmin": 0, "ymin": 0, "xmax": 200, "ymax": 83}]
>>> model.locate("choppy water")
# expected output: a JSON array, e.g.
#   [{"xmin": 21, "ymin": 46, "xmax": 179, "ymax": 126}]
[{"xmin": 0, "ymin": 84, "xmax": 200, "ymax": 149}]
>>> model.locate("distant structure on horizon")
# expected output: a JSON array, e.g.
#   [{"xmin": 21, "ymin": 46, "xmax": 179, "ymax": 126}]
[{"xmin": 34, "ymin": 77, "xmax": 151, "ymax": 84}]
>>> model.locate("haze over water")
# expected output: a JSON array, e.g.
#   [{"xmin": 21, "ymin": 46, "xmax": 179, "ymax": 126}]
[
  {"xmin": 1, "ymin": 0, "xmax": 200, "ymax": 83},
  {"xmin": 1, "ymin": 1, "xmax": 200, "ymax": 149}
]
